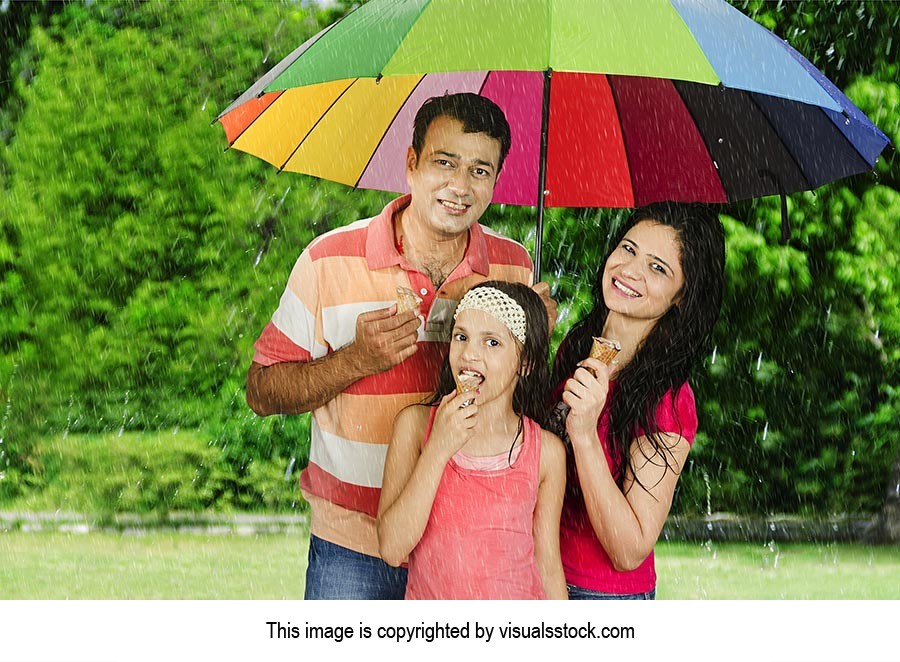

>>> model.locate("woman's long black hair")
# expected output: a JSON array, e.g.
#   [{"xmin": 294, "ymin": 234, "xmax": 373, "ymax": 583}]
[
  {"xmin": 550, "ymin": 203, "xmax": 726, "ymax": 492},
  {"xmin": 430, "ymin": 280, "xmax": 551, "ymax": 429}
]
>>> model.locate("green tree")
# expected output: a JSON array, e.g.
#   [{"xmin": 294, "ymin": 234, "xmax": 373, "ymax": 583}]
[{"xmin": 0, "ymin": 0, "xmax": 391, "ymax": 493}]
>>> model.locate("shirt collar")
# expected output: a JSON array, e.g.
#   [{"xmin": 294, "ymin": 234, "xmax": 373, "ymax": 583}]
[{"xmin": 366, "ymin": 194, "xmax": 490, "ymax": 276}]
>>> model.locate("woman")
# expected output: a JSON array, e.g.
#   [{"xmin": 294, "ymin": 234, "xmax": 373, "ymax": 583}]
[{"xmin": 550, "ymin": 203, "xmax": 725, "ymax": 599}]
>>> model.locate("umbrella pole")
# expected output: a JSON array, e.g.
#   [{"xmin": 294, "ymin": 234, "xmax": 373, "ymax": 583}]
[{"xmin": 534, "ymin": 68, "xmax": 552, "ymax": 283}]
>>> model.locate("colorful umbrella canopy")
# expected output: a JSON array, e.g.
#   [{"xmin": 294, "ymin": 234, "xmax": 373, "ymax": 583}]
[{"xmin": 217, "ymin": 0, "xmax": 890, "ymax": 272}]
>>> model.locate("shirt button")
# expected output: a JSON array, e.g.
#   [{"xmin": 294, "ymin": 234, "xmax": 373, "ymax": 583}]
[{"xmin": 419, "ymin": 288, "xmax": 428, "ymax": 296}]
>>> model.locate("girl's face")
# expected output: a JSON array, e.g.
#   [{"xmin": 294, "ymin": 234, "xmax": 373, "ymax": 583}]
[
  {"xmin": 449, "ymin": 308, "xmax": 522, "ymax": 407},
  {"xmin": 602, "ymin": 220, "xmax": 685, "ymax": 323}
]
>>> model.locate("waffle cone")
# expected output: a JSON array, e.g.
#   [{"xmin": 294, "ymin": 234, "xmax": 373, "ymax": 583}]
[
  {"xmin": 396, "ymin": 286, "xmax": 422, "ymax": 313},
  {"xmin": 454, "ymin": 375, "xmax": 480, "ymax": 394},
  {"xmin": 589, "ymin": 337, "xmax": 621, "ymax": 365}
]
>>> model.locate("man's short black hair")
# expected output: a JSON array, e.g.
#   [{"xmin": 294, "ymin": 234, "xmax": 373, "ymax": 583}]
[{"xmin": 411, "ymin": 93, "xmax": 512, "ymax": 172}]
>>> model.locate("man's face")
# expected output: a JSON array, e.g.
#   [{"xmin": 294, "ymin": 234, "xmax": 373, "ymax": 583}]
[{"xmin": 405, "ymin": 115, "xmax": 501, "ymax": 238}]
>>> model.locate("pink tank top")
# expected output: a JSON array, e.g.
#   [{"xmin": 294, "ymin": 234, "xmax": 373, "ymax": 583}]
[{"xmin": 405, "ymin": 409, "xmax": 546, "ymax": 600}]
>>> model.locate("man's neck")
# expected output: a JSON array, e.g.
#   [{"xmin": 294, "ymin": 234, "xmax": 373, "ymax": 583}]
[{"xmin": 395, "ymin": 207, "xmax": 469, "ymax": 288}]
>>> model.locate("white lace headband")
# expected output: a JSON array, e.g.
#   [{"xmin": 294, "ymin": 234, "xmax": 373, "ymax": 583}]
[{"xmin": 453, "ymin": 286, "xmax": 527, "ymax": 344}]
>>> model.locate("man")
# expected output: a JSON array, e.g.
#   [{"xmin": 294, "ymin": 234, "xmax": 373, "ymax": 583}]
[{"xmin": 246, "ymin": 93, "xmax": 556, "ymax": 599}]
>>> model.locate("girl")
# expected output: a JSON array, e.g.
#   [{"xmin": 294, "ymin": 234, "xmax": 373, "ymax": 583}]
[
  {"xmin": 378, "ymin": 281, "xmax": 567, "ymax": 599},
  {"xmin": 550, "ymin": 203, "xmax": 725, "ymax": 600}
]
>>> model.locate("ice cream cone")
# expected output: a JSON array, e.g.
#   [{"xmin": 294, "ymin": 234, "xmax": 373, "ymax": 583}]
[
  {"xmin": 396, "ymin": 286, "xmax": 422, "ymax": 313},
  {"xmin": 454, "ymin": 370, "xmax": 481, "ymax": 407},
  {"xmin": 589, "ymin": 337, "xmax": 621, "ymax": 365}
]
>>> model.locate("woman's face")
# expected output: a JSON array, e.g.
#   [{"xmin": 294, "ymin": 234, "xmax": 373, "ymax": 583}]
[{"xmin": 601, "ymin": 220, "xmax": 685, "ymax": 323}]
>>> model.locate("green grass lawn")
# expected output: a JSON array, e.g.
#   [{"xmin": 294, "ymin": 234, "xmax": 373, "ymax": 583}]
[
  {"xmin": 656, "ymin": 541, "xmax": 900, "ymax": 599},
  {"xmin": 2, "ymin": 530, "xmax": 898, "ymax": 599},
  {"xmin": 0, "ymin": 530, "xmax": 310, "ymax": 599}
]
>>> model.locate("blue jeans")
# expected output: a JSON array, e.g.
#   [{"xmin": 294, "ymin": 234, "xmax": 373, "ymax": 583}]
[
  {"xmin": 567, "ymin": 584, "xmax": 656, "ymax": 600},
  {"xmin": 304, "ymin": 534, "xmax": 408, "ymax": 600}
]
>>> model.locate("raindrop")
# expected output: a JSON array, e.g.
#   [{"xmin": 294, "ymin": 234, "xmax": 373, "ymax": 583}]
[
  {"xmin": 703, "ymin": 470, "xmax": 712, "ymax": 517},
  {"xmin": 717, "ymin": 137, "xmax": 723, "ymax": 144},
  {"xmin": 274, "ymin": 186, "xmax": 292, "ymax": 212},
  {"xmin": 118, "ymin": 391, "xmax": 130, "ymax": 437},
  {"xmin": 711, "ymin": 345, "xmax": 717, "ymax": 364},
  {"xmin": 762, "ymin": 421, "xmax": 769, "ymax": 441},
  {"xmin": 253, "ymin": 190, "xmax": 266, "ymax": 213},
  {"xmin": 201, "ymin": 95, "xmax": 209, "ymax": 111},
  {"xmin": 756, "ymin": 352, "xmax": 763, "ymax": 371},
  {"xmin": 284, "ymin": 457, "xmax": 296, "ymax": 480},
  {"xmin": 63, "ymin": 396, "xmax": 75, "ymax": 439}
]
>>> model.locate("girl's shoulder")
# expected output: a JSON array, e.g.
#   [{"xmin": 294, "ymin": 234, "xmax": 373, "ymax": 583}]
[
  {"xmin": 537, "ymin": 426, "xmax": 566, "ymax": 479},
  {"xmin": 394, "ymin": 403, "xmax": 434, "ymax": 433},
  {"xmin": 537, "ymin": 425, "xmax": 565, "ymax": 458}
]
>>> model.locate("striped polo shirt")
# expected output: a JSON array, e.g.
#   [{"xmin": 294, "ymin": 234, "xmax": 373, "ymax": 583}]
[{"xmin": 252, "ymin": 195, "xmax": 533, "ymax": 556}]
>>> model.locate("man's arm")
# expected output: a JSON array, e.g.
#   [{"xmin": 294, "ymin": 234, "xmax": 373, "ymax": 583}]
[{"xmin": 246, "ymin": 306, "xmax": 421, "ymax": 416}]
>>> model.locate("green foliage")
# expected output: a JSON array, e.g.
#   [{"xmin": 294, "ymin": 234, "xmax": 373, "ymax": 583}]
[
  {"xmin": 0, "ymin": 0, "xmax": 383, "ymax": 464},
  {"xmin": 1, "ymin": 430, "xmax": 303, "ymax": 516}
]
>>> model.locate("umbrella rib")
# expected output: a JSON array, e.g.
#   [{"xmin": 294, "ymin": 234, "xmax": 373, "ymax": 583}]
[
  {"xmin": 668, "ymin": 81, "xmax": 729, "ymax": 199},
  {"xmin": 743, "ymin": 90, "xmax": 813, "ymax": 192},
  {"xmin": 278, "ymin": 78, "xmax": 359, "ymax": 172},
  {"xmin": 380, "ymin": 0, "xmax": 437, "ymax": 76},
  {"xmin": 215, "ymin": 20, "xmax": 339, "ymax": 123},
  {"xmin": 221, "ymin": 91, "xmax": 284, "ymax": 150},
  {"xmin": 476, "ymin": 70, "xmax": 490, "ymax": 96},
  {"xmin": 353, "ymin": 74, "xmax": 429, "ymax": 188},
  {"xmin": 606, "ymin": 76, "xmax": 638, "ymax": 207},
  {"xmin": 815, "ymin": 106, "xmax": 884, "ymax": 171}
]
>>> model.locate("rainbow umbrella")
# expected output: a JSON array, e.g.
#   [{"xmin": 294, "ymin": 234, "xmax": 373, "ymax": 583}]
[{"xmin": 217, "ymin": 0, "xmax": 889, "ymax": 276}]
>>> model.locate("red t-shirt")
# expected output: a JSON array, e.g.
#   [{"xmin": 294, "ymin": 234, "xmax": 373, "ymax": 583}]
[{"xmin": 555, "ymin": 379, "xmax": 698, "ymax": 594}]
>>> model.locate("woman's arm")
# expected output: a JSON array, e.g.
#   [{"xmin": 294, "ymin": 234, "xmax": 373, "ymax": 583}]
[
  {"xmin": 562, "ymin": 358, "xmax": 689, "ymax": 572},
  {"xmin": 569, "ymin": 428, "xmax": 689, "ymax": 572},
  {"xmin": 377, "ymin": 393, "xmax": 477, "ymax": 567},
  {"xmin": 533, "ymin": 430, "xmax": 568, "ymax": 599}
]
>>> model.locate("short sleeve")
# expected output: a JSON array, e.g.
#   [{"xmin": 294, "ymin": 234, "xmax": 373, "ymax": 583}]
[
  {"xmin": 252, "ymin": 249, "xmax": 325, "ymax": 366},
  {"xmin": 653, "ymin": 382, "xmax": 698, "ymax": 446}
]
